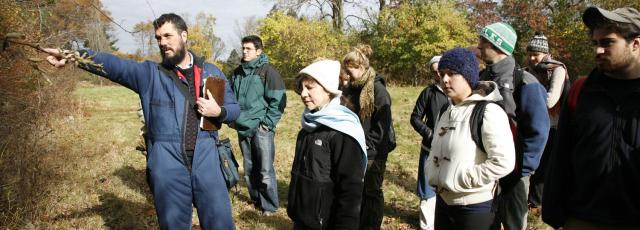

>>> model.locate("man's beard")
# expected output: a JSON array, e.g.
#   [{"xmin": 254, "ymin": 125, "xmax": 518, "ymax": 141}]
[
  {"xmin": 161, "ymin": 44, "xmax": 187, "ymax": 68},
  {"xmin": 598, "ymin": 47, "xmax": 633, "ymax": 74}
]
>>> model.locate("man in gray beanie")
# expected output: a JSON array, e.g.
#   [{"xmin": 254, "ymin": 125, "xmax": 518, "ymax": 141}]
[
  {"xmin": 543, "ymin": 6, "xmax": 640, "ymax": 229},
  {"xmin": 524, "ymin": 32, "xmax": 570, "ymax": 217},
  {"xmin": 477, "ymin": 22, "xmax": 550, "ymax": 230},
  {"xmin": 410, "ymin": 54, "xmax": 449, "ymax": 230}
]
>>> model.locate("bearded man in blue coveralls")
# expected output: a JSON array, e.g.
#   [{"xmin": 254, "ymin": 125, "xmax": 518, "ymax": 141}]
[{"xmin": 43, "ymin": 13, "xmax": 239, "ymax": 229}]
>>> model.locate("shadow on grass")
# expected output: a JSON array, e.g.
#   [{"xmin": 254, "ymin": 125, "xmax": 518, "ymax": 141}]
[
  {"xmin": 113, "ymin": 165, "xmax": 153, "ymax": 202},
  {"xmin": 383, "ymin": 201, "xmax": 420, "ymax": 229},
  {"xmin": 239, "ymin": 210, "xmax": 293, "ymax": 230},
  {"xmin": 382, "ymin": 161, "xmax": 420, "ymax": 229},
  {"xmin": 385, "ymin": 161, "xmax": 418, "ymax": 197},
  {"xmin": 235, "ymin": 167, "xmax": 292, "ymax": 210},
  {"xmin": 53, "ymin": 166, "xmax": 156, "ymax": 228},
  {"xmin": 53, "ymin": 192, "xmax": 156, "ymax": 229}
]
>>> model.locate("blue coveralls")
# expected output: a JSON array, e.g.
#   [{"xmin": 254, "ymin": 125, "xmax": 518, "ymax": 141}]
[{"xmin": 81, "ymin": 50, "xmax": 240, "ymax": 229}]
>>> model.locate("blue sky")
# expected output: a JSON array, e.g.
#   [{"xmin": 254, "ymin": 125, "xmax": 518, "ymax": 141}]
[{"xmin": 101, "ymin": 0, "xmax": 274, "ymax": 55}]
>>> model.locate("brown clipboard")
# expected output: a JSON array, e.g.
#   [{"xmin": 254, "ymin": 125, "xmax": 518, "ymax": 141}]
[{"xmin": 200, "ymin": 76, "xmax": 225, "ymax": 131}]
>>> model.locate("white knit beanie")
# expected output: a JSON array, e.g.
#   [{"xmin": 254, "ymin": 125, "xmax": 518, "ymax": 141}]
[
  {"xmin": 297, "ymin": 60, "xmax": 342, "ymax": 95},
  {"xmin": 428, "ymin": 55, "xmax": 442, "ymax": 66}
]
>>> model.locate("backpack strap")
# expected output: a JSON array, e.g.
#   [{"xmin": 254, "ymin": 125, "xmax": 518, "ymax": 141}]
[
  {"xmin": 568, "ymin": 77, "xmax": 587, "ymax": 114},
  {"xmin": 513, "ymin": 66, "xmax": 524, "ymax": 91},
  {"xmin": 470, "ymin": 100, "xmax": 490, "ymax": 153},
  {"xmin": 158, "ymin": 64, "xmax": 196, "ymax": 106}
]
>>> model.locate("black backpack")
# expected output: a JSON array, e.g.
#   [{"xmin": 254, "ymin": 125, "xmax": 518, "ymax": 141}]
[
  {"xmin": 470, "ymin": 100, "xmax": 492, "ymax": 153},
  {"xmin": 472, "ymin": 67, "xmax": 524, "ymax": 153}
]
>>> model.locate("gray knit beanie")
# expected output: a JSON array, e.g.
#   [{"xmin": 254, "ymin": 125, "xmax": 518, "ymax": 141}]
[{"xmin": 527, "ymin": 32, "xmax": 549, "ymax": 53}]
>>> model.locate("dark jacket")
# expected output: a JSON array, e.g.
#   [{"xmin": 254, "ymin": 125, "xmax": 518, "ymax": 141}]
[
  {"xmin": 480, "ymin": 56, "xmax": 550, "ymax": 177},
  {"xmin": 344, "ymin": 75, "xmax": 395, "ymax": 160},
  {"xmin": 410, "ymin": 83, "xmax": 450, "ymax": 151},
  {"xmin": 542, "ymin": 69, "xmax": 640, "ymax": 228},
  {"xmin": 287, "ymin": 126, "xmax": 365, "ymax": 230},
  {"xmin": 230, "ymin": 53, "xmax": 286, "ymax": 138}
]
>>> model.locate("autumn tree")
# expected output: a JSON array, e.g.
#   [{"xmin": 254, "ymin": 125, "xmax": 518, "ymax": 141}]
[
  {"xmin": 259, "ymin": 11, "xmax": 349, "ymax": 79},
  {"xmin": 496, "ymin": 0, "xmax": 639, "ymax": 78},
  {"xmin": 0, "ymin": 0, "xmax": 114, "ymax": 227},
  {"xmin": 133, "ymin": 21, "xmax": 156, "ymax": 59},
  {"xmin": 370, "ymin": 1, "xmax": 476, "ymax": 84},
  {"xmin": 188, "ymin": 12, "xmax": 226, "ymax": 62},
  {"xmin": 456, "ymin": 0, "xmax": 502, "ymax": 30}
]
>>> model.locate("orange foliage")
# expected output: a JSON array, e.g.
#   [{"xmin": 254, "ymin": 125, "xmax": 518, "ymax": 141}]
[{"xmin": 0, "ymin": 0, "xmax": 115, "ymax": 227}]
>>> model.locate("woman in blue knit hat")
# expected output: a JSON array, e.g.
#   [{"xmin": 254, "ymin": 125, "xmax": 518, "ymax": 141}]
[{"xmin": 426, "ymin": 47, "xmax": 515, "ymax": 230}]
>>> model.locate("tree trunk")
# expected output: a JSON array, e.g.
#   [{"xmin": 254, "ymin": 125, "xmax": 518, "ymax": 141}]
[{"xmin": 331, "ymin": 0, "xmax": 343, "ymax": 31}]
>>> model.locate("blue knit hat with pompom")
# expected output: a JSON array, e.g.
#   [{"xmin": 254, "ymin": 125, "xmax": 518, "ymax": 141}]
[{"xmin": 438, "ymin": 47, "xmax": 480, "ymax": 88}]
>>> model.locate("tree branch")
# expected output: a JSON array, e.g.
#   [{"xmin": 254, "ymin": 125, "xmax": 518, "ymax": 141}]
[
  {"xmin": 2, "ymin": 33, "xmax": 105, "ymax": 74},
  {"xmin": 71, "ymin": 0, "xmax": 141, "ymax": 35}
]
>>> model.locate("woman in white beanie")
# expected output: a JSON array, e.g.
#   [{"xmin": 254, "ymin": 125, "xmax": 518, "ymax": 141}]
[{"xmin": 287, "ymin": 60, "xmax": 368, "ymax": 229}]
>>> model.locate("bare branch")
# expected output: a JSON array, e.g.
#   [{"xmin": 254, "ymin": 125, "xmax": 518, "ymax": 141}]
[{"xmin": 70, "ymin": 0, "xmax": 141, "ymax": 35}]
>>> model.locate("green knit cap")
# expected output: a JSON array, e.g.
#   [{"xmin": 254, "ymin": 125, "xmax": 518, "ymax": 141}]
[{"xmin": 480, "ymin": 22, "xmax": 518, "ymax": 56}]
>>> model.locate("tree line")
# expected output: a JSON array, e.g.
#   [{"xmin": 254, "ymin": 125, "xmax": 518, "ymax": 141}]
[{"xmin": 128, "ymin": 0, "xmax": 638, "ymax": 85}]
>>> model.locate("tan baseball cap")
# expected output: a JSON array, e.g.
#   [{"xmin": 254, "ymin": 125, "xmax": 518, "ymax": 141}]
[{"xmin": 583, "ymin": 7, "xmax": 640, "ymax": 30}]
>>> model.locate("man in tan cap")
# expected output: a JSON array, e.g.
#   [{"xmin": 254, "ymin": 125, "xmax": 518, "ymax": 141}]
[{"xmin": 543, "ymin": 6, "xmax": 640, "ymax": 229}]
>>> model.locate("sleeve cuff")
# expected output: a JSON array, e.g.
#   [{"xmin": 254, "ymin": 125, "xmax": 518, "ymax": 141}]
[{"xmin": 217, "ymin": 106, "xmax": 227, "ymax": 121}]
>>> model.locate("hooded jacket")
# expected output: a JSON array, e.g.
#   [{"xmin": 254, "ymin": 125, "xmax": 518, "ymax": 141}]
[
  {"xmin": 230, "ymin": 53, "xmax": 286, "ymax": 138},
  {"xmin": 427, "ymin": 81, "xmax": 515, "ymax": 206},
  {"xmin": 480, "ymin": 56, "xmax": 550, "ymax": 177}
]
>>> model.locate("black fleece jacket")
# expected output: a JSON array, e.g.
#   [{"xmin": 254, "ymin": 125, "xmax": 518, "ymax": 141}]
[
  {"xmin": 288, "ymin": 126, "xmax": 365, "ymax": 229},
  {"xmin": 343, "ymin": 75, "xmax": 394, "ymax": 160},
  {"xmin": 542, "ymin": 69, "xmax": 640, "ymax": 228},
  {"xmin": 410, "ymin": 83, "xmax": 449, "ymax": 151}
]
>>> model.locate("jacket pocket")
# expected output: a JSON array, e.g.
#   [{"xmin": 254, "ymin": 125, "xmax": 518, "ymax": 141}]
[
  {"xmin": 287, "ymin": 172, "xmax": 334, "ymax": 229},
  {"xmin": 149, "ymin": 99, "xmax": 176, "ymax": 134},
  {"xmin": 446, "ymin": 160, "xmax": 476, "ymax": 192}
]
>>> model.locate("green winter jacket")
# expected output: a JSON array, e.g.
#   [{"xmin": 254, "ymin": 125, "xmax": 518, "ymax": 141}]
[{"xmin": 230, "ymin": 54, "xmax": 286, "ymax": 138}]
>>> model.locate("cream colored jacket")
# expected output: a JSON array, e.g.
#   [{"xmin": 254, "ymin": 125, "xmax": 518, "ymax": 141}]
[{"xmin": 427, "ymin": 81, "xmax": 515, "ymax": 206}]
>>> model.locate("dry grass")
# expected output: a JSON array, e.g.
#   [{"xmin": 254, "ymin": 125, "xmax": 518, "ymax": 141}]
[{"xmin": 1, "ymin": 82, "xmax": 551, "ymax": 229}]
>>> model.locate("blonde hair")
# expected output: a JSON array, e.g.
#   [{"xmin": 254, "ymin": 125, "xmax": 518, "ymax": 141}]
[{"xmin": 342, "ymin": 44, "xmax": 372, "ymax": 69}]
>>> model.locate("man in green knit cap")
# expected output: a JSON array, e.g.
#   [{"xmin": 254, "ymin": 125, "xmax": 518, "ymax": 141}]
[
  {"xmin": 230, "ymin": 35, "xmax": 286, "ymax": 216},
  {"xmin": 477, "ymin": 22, "xmax": 550, "ymax": 230}
]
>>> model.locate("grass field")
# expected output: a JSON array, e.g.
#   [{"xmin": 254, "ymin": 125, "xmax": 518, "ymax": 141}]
[{"xmin": 29, "ymin": 82, "xmax": 549, "ymax": 229}]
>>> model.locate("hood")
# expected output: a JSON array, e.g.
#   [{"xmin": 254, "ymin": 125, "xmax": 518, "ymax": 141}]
[
  {"xmin": 374, "ymin": 74, "xmax": 387, "ymax": 86},
  {"xmin": 486, "ymin": 56, "xmax": 516, "ymax": 79},
  {"xmin": 461, "ymin": 81, "xmax": 503, "ymax": 104},
  {"xmin": 241, "ymin": 53, "xmax": 269, "ymax": 73}
]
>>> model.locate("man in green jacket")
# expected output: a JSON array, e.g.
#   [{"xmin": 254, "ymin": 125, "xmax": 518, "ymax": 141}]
[{"xmin": 230, "ymin": 35, "xmax": 286, "ymax": 216}]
